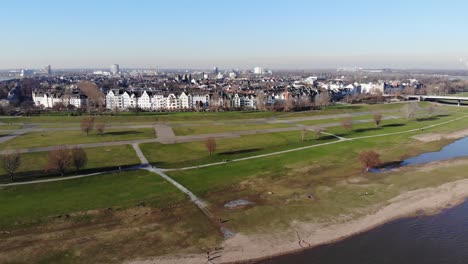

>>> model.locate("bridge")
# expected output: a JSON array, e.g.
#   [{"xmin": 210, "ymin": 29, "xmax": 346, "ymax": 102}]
[{"xmin": 405, "ymin": 95, "xmax": 468, "ymax": 106}]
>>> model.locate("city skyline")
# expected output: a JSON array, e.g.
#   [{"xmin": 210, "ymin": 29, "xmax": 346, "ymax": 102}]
[{"xmin": 2, "ymin": 0, "xmax": 468, "ymax": 70}]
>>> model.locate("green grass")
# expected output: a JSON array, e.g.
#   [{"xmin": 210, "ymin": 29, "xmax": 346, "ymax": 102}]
[
  {"xmin": 2, "ymin": 102, "xmax": 432, "ymax": 125},
  {"xmin": 141, "ymin": 130, "xmax": 337, "ymax": 168},
  {"xmin": 166, "ymin": 129, "xmax": 466, "ymax": 233},
  {"xmin": 172, "ymin": 123, "xmax": 292, "ymax": 136},
  {"xmin": 0, "ymin": 170, "xmax": 186, "ymax": 228},
  {"xmin": 0, "ymin": 128, "xmax": 155, "ymax": 149},
  {"xmin": 277, "ymin": 102, "xmax": 424, "ymax": 119},
  {"xmin": 0, "ymin": 125, "xmax": 23, "ymax": 130},
  {"xmin": 0, "ymin": 145, "xmax": 140, "ymax": 179},
  {"xmin": 4, "ymin": 111, "xmax": 282, "ymax": 124},
  {"xmin": 297, "ymin": 114, "xmax": 377, "ymax": 126}
]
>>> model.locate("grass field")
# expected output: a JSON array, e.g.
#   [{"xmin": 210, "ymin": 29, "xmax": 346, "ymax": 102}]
[
  {"xmin": 172, "ymin": 123, "xmax": 293, "ymax": 136},
  {"xmin": 2, "ymin": 103, "xmax": 468, "ymax": 263},
  {"xmin": 1, "ymin": 102, "xmax": 424, "ymax": 125},
  {"xmin": 0, "ymin": 145, "xmax": 140, "ymax": 179},
  {"xmin": 141, "ymin": 131, "xmax": 338, "ymax": 168},
  {"xmin": 0, "ymin": 170, "xmax": 186, "ymax": 228},
  {"xmin": 167, "ymin": 130, "xmax": 467, "ymax": 233},
  {"xmin": 141, "ymin": 109, "xmax": 468, "ymax": 169},
  {"xmin": 0, "ymin": 128, "xmax": 155, "ymax": 149}
]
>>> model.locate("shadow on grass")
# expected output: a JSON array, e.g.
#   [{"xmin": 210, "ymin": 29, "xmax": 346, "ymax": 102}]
[
  {"xmin": 416, "ymin": 116, "xmax": 439, "ymax": 122},
  {"xmin": 105, "ymin": 131, "xmax": 143, "ymax": 136},
  {"xmin": 317, "ymin": 135, "xmax": 336, "ymax": 141},
  {"xmin": 382, "ymin": 123, "xmax": 406, "ymax": 128},
  {"xmin": 354, "ymin": 127, "xmax": 382, "ymax": 133},
  {"xmin": 0, "ymin": 164, "xmax": 140, "ymax": 184},
  {"xmin": 218, "ymin": 148, "xmax": 262, "ymax": 155},
  {"xmin": 330, "ymin": 105, "xmax": 362, "ymax": 110}
]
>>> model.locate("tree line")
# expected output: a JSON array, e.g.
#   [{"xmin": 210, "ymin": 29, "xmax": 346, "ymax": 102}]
[{"xmin": 1, "ymin": 146, "xmax": 87, "ymax": 182}]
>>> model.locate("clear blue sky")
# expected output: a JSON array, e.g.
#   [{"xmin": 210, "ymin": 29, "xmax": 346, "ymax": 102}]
[{"xmin": 2, "ymin": 0, "xmax": 468, "ymax": 69}]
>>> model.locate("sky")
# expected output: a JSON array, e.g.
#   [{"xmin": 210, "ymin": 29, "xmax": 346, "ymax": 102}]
[{"xmin": 1, "ymin": 0, "xmax": 468, "ymax": 70}]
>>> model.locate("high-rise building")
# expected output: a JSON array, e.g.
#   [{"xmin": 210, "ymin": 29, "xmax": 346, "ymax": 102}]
[
  {"xmin": 254, "ymin": 67, "xmax": 264, "ymax": 75},
  {"xmin": 110, "ymin": 64, "xmax": 120, "ymax": 75},
  {"xmin": 213, "ymin": 66, "xmax": 219, "ymax": 75},
  {"xmin": 44, "ymin": 65, "xmax": 52, "ymax": 75}
]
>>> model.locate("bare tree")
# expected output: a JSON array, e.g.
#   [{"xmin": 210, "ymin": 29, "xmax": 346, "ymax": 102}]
[
  {"xmin": 427, "ymin": 105, "xmax": 436, "ymax": 117},
  {"xmin": 284, "ymin": 97, "xmax": 295, "ymax": 112},
  {"xmin": 315, "ymin": 92, "xmax": 331, "ymax": 108},
  {"xmin": 256, "ymin": 91, "xmax": 268, "ymax": 111},
  {"xmin": 46, "ymin": 146, "xmax": 71, "ymax": 177},
  {"xmin": 372, "ymin": 111, "xmax": 383, "ymax": 127},
  {"xmin": 403, "ymin": 102, "xmax": 419, "ymax": 120},
  {"xmin": 204, "ymin": 137, "xmax": 217, "ymax": 156},
  {"xmin": 77, "ymin": 81, "xmax": 105, "ymax": 110},
  {"xmin": 358, "ymin": 150, "xmax": 381, "ymax": 171},
  {"xmin": 70, "ymin": 147, "xmax": 87, "ymax": 173},
  {"xmin": 311, "ymin": 126, "xmax": 325, "ymax": 139},
  {"xmin": 80, "ymin": 116, "xmax": 95, "ymax": 136},
  {"xmin": 341, "ymin": 117, "xmax": 353, "ymax": 131},
  {"xmin": 96, "ymin": 122, "xmax": 106, "ymax": 135},
  {"xmin": 301, "ymin": 128, "xmax": 308, "ymax": 142},
  {"xmin": 1, "ymin": 151, "xmax": 21, "ymax": 182}
]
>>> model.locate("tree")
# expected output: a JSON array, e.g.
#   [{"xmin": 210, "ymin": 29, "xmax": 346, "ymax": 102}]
[
  {"xmin": 96, "ymin": 122, "xmax": 106, "ymax": 135},
  {"xmin": 373, "ymin": 111, "xmax": 383, "ymax": 127},
  {"xmin": 256, "ymin": 91, "xmax": 268, "ymax": 111},
  {"xmin": 301, "ymin": 128, "xmax": 308, "ymax": 142},
  {"xmin": 70, "ymin": 147, "xmax": 87, "ymax": 173},
  {"xmin": 403, "ymin": 102, "xmax": 419, "ymax": 120},
  {"xmin": 311, "ymin": 126, "xmax": 325, "ymax": 139},
  {"xmin": 46, "ymin": 146, "xmax": 71, "ymax": 176},
  {"xmin": 80, "ymin": 116, "xmax": 95, "ymax": 136},
  {"xmin": 358, "ymin": 150, "xmax": 381, "ymax": 171},
  {"xmin": 1, "ymin": 151, "xmax": 21, "ymax": 182},
  {"xmin": 77, "ymin": 81, "xmax": 105, "ymax": 110},
  {"xmin": 315, "ymin": 92, "xmax": 331, "ymax": 108},
  {"xmin": 204, "ymin": 137, "xmax": 217, "ymax": 155},
  {"xmin": 427, "ymin": 105, "xmax": 436, "ymax": 117},
  {"xmin": 341, "ymin": 117, "xmax": 353, "ymax": 131}
]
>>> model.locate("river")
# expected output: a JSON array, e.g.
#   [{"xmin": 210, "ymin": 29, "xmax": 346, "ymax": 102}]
[
  {"xmin": 258, "ymin": 200, "xmax": 468, "ymax": 264},
  {"xmin": 257, "ymin": 137, "xmax": 468, "ymax": 264}
]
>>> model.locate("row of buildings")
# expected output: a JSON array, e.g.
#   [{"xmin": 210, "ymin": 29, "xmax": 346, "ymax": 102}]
[{"xmin": 32, "ymin": 89, "xmax": 259, "ymax": 110}]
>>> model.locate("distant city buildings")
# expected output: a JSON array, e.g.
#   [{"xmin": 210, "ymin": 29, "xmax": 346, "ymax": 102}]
[
  {"xmin": 44, "ymin": 65, "xmax": 52, "ymax": 75},
  {"xmin": 110, "ymin": 64, "xmax": 120, "ymax": 75},
  {"xmin": 254, "ymin": 67, "xmax": 264, "ymax": 75},
  {"xmin": 212, "ymin": 66, "xmax": 219, "ymax": 75},
  {"xmin": 20, "ymin": 69, "xmax": 34, "ymax": 77}
]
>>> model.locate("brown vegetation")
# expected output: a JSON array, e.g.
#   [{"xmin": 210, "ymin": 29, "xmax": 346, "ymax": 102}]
[
  {"xmin": 70, "ymin": 147, "xmax": 88, "ymax": 173},
  {"xmin": 341, "ymin": 117, "xmax": 353, "ymax": 130},
  {"xmin": 81, "ymin": 116, "xmax": 95, "ymax": 136},
  {"xmin": 204, "ymin": 137, "xmax": 217, "ymax": 156},
  {"xmin": 96, "ymin": 122, "xmax": 106, "ymax": 135},
  {"xmin": 1, "ymin": 151, "xmax": 21, "ymax": 182},
  {"xmin": 358, "ymin": 150, "xmax": 381, "ymax": 171},
  {"xmin": 46, "ymin": 146, "xmax": 71, "ymax": 176},
  {"xmin": 372, "ymin": 111, "xmax": 382, "ymax": 127}
]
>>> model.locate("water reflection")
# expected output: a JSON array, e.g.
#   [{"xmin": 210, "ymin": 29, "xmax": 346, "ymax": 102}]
[{"xmin": 372, "ymin": 137, "xmax": 468, "ymax": 173}]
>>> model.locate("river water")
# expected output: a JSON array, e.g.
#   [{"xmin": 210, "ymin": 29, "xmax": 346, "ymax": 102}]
[
  {"xmin": 257, "ymin": 137, "xmax": 468, "ymax": 264},
  {"xmin": 371, "ymin": 137, "xmax": 468, "ymax": 172},
  {"xmin": 258, "ymin": 200, "xmax": 468, "ymax": 264}
]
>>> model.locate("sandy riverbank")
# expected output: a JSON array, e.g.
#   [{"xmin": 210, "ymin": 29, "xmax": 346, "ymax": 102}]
[
  {"xmin": 128, "ymin": 159, "xmax": 468, "ymax": 264},
  {"xmin": 412, "ymin": 128, "xmax": 468, "ymax": 142}
]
